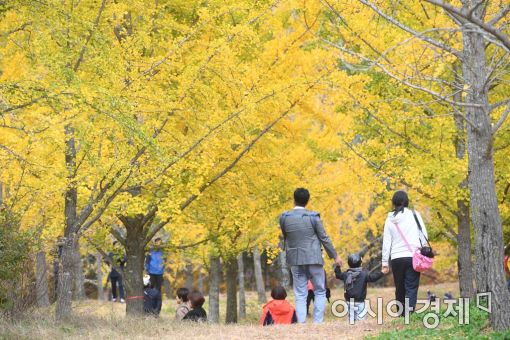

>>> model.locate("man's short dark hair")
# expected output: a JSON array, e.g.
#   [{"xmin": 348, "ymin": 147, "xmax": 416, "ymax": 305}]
[
  {"xmin": 294, "ymin": 188, "xmax": 310, "ymax": 207},
  {"xmin": 177, "ymin": 287, "xmax": 189, "ymax": 302},
  {"xmin": 271, "ymin": 286, "xmax": 287, "ymax": 300},
  {"xmin": 155, "ymin": 237, "xmax": 162, "ymax": 242},
  {"xmin": 188, "ymin": 290, "xmax": 205, "ymax": 308}
]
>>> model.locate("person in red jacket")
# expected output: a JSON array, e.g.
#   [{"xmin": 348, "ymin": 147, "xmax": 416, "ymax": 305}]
[{"xmin": 260, "ymin": 286, "xmax": 297, "ymax": 326}]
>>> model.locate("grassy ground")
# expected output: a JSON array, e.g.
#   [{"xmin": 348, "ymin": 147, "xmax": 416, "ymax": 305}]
[{"xmin": 1, "ymin": 282, "xmax": 506, "ymax": 339}]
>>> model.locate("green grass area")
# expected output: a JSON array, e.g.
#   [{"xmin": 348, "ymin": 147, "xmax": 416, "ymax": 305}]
[{"xmin": 370, "ymin": 305, "xmax": 510, "ymax": 339}]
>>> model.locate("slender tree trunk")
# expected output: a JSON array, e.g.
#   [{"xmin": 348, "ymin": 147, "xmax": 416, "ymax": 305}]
[
  {"xmin": 96, "ymin": 252, "xmax": 104, "ymax": 301},
  {"xmin": 56, "ymin": 125, "xmax": 78, "ymax": 320},
  {"xmin": 163, "ymin": 277, "xmax": 172, "ymax": 299},
  {"xmin": 225, "ymin": 258, "xmax": 238, "ymax": 324},
  {"xmin": 237, "ymin": 253, "xmax": 246, "ymax": 320},
  {"xmin": 253, "ymin": 248, "xmax": 266, "ymax": 303},
  {"xmin": 36, "ymin": 251, "xmax": 50, "ymax": 307},
  {"xmin": 461, "ymin": 10, "xmax": 510, "ymax": 330},
  {"xmin": 185, "ymin": 259, "xmax": 193, "ymax": 289},
  {"xmin": 72, "ymin": 239, "xmax": 86, "ymax": 300},
  {"xmin": 197, "ymin": 267, "xmax": 204, "ymax": 293},
  {"xmin": 208, "ymin": 255, "xmax": 221, "ymax": 323},
  {"xmin": 453, "ymin": 67, "xmax": 475, "ymax": 298},
  {"xmin": 278, "ymin": 238, "xmax": 291, "ymax": 289}
]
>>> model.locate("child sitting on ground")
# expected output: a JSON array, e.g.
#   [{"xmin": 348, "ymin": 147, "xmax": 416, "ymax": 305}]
[
  {"xmin": 143, "ymin": 275, "xmax": 162, "ymax": 316},
  {"xmin": 175, "ymin": 287, "xmax": 190, "ymax": 321},
  {"xmin": 259, "ymin": 286, "xmax": 297, "ymax": 326},
  {"xmin": 335, "ymin": 253, "xmax": 383, "ymax": 323},
  {"xmin": 183, "ymin": 290, "xmax": 207, "ymax": 322}
]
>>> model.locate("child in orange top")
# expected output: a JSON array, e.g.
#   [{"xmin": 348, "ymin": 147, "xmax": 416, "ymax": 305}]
[{"xmin": 259, "ymin": 286, "xmax": 297, "ymax": 326}]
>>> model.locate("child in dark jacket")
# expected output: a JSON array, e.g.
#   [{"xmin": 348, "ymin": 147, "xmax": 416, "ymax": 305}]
[
  {"xmin": 143, "ymin": 275, "xmax": 162, "ymax": 316},
  {"xmin": 335, "ymin": 253, "xmax": 383, "ymax": 322},
  {"xmin": 183, "ymin": 290, "xmax": 207, "ymax": 322},
  {"xmin": 259, "ymin": 286, "xmax": 297, "ymax": 326}
]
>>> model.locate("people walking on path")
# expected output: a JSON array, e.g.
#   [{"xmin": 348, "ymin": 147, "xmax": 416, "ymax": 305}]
[
  {"xmin": 335, "ymin": 253, "xmax": 383, "ymax": 322},
  {"xmin": 279, "ymin": 187, "xmax": 342, "ymax": 323},
  {"xmin": 381, "ymin": 191, "xmax": 428, "ymax": 316}
]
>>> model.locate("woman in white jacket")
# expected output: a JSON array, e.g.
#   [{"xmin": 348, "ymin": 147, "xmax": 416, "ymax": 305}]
[{"xmin": 381, "ymin": 191, "xmax": 428, "ymax": 315}]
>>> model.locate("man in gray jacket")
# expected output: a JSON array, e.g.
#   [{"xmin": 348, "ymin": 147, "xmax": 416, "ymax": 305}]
[{"xmin": 279, "ymin": 188, "xmax": 342, "ymax": 323}]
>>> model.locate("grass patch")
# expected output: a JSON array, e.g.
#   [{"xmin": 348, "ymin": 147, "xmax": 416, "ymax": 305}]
[{"xmin": 370, "ymin": 304, "xmax": 510, "ymax": 339}]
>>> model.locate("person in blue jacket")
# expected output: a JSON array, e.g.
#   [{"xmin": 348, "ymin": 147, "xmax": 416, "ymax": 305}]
[{"xmin": 145, "ymin": 237, "xmax": 165, "ymax": 292}]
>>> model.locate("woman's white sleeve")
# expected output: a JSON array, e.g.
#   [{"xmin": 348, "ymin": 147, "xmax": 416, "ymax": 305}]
[{"xmin": 381, "ymin": 217, "xmax": 392, "ymax": 266}]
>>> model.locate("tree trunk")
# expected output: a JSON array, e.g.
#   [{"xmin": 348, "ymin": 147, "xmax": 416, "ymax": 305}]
[
  {"xmin": 56, "ymin": 236, "xmax": 76, "ymax": 320},
  {"xmin": 225, "ymin": 258, "xmax": 238, "ymax": 324},
  {"xmin": 72, "ymin": 239, "xmax": 86, "ymax": 300},
  {"xmin": 278, "ymin": 238, "xmax": 291, "ymax": 289},
  {"xmin": 56, "ymin": 125, "xmax": 78, "ymax": 320},
  {"xmin": 253, "ymin": 248, "xmax": 266, "ymax": 303},
  {"xmin": 96, "ymin": 252, "xmax": 104, "ymax": 301},
  {"xmin": 185, "ymin": 259, "xmax": 193, "ymax": 289},
  {"xmin": 163, "ymin": 276, "xmax": 172, "ymax": 299},
  {"xmin": 461, "ymin": 10, "xmax": 510, "ymax": 330},
  {"xmin": 208, "ymin": 255, "xmax": 221, "ymax": 323},
  {"xmin": 36, "ymin": 251, "xmax": 50, "ymax": 307},
  {"xmin": 452, "ymin": 67, "xmax": 475, "ymax": 298},
  {"xmin": 119, "ymin": 215, "xmax": 146, "ymax": 316},
  {"xmin": 237, "ymin": 253, "xmax": 246, "ymax": 320},
  {"xmin": 456, "ymin": 199, "xmax": 474, "ymax": 298},
  {"xmin": 197, "ymin": 267, "xmax": 204, "ymax": 293}
]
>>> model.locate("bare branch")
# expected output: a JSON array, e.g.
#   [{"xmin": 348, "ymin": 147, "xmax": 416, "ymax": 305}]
[
  {"xmin": 73, "ymin": 0, "xmax": 108, "ymax": 72},
  {"xmin": 110, "ymin": 227, "xmax": 127, "ymax": 247},
  {"xmin": 0, "ymin": 144, "xmax": 28, "ymax": 164},
  {"xmin": 322, "ymin": 38, "xmax": 481, "ymax": 130},
  {"xmin": 424, "ymin": 0, "xmax": 510, "ymax": 52},
  {"xmin": 488, "ymin": 5, "xmax": 510, "ymax": 26},
  {"xmin": 492, "ymin": 103, "xmax": 510, "ymax": 134},
  {"xmin": 340, "ymin": 133, "xmax": 458, "ymax": 216},
  {"xmin": 1, "ymin": 22, "xmax": 32, "ymax": 37},
  {"xmin": 83, "ymin": 234, "xmax": 109, "ymax": 259},
  {"xmin": 358, "ymin": 0, "xmax": 463, "ymax": 58}
]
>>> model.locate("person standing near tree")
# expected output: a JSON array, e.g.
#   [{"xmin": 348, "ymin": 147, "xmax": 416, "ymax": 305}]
[
  {"xmin": 106, "ymin": 241, "xmax": 126, "ymax": 303},
  {"xmin": 145, "ymin": 237, "xmax": 165, "ymax": 292},
  {"xmin": 279, "ymin": 188, "xmax": 342, "ymax": 323}
]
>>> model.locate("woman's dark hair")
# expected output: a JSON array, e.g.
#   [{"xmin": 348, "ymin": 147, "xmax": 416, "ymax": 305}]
[
  {"xmin": 177, "ymin": 287, "xmax": 190, "ymax": 302},
  {"xmin": 188, "ymin": 290, "xmax": 205, "ymax": 308},
  {"xmin": 294, "ymin": 188, "xmax": 310, "ymax": 207},
  {"xmin": 392, "ymin": 190, "xmax": 409, "ymax": 216},
  {"xmin": 271, "ymin": 286, "xmax": 287, "ymax": 300}
]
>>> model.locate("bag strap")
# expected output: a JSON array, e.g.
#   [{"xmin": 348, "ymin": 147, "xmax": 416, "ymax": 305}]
[
  {"xmin": 412, "ymin": 210, "xmax": 432, "ymax": 248},
  {"xmin": 393, "ymin": 222, "xmax": 414, "ymax": 253}
]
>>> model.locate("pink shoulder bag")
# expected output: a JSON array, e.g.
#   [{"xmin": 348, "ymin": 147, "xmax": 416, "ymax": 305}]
[{"xmin": 393, "ymin": 222, "xmax": 433, "ymax": 272}]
